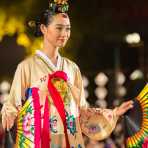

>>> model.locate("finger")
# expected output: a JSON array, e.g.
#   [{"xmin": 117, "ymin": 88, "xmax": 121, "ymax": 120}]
[
  {"xmin": 6, "ymin": 118, "xmax": 10, "ymax": 131},
  {"xmin": 124, "ymin": 101, "xmax": 134, "ymax": 109},
  {"xmin": 7, "ymin": 119, "xmax": 14, "ymax": 131},
  {"xmin": 121, "ymin": 104, "xmax": 133, "ymax": 114},
  {"xmin": 126, "ymin": 103, "xmax": 134, "ymax": 110},
  {"xmin": 2, "ymin": 109, "xmax": 7, "ymax": 130},
  {"xmin": 124, "ymin": 100, "xmax": 134, "ymax": 106},
  {"xmin": 6, "ymin": 116, "xmax": 11, "ymax": 131},
  {"xmin": 117, "ymin": 101, "xmax": 133, "ymax": 116},
  {"xmin": 2, "ymin": 115, "xmax": 6, "ymax": 130},
  {"xmin": 7, "ymin": 116, "xmax": 15, "ymax": 130},
  {"xmin": 121, "ymin": 101, "xmax": 133, "ymax": 108},
  {"xmin": 123, "ymin": 101, "xmax": 133, "ymax": 106}
]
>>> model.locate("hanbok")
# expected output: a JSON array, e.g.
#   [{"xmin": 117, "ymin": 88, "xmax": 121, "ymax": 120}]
[{"xmin": 1, "ymin": 50, "xmax": 118, "ymax": 148}]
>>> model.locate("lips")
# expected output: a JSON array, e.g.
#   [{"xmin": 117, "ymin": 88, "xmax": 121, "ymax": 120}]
[{"xmin": 58, "ymin": 38, "xmax": 66, "ymax": 42}]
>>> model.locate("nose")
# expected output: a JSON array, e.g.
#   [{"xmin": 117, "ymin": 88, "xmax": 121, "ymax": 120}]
[{"xmin": 60, "ymin": 28, "xmax": 70, "ymax": 38}]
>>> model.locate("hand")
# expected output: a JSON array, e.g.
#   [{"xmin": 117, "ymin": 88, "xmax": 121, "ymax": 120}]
[
  {"xmin": 1, "ymin": 104, "xmax": 17, "ymax": 131},
  {"xmin": 2, "ymin": 116, "xmax": 16, "ymax": 131},
  {"xmin": 2, "ymin": 112, "xmax": 16, "ymax": 131},
  {"xmin": 115, "ymin": 100, "xmax": 134, "ymax": 117}
]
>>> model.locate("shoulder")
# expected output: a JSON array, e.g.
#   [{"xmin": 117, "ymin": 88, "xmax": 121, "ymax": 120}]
[
  {"xmin": 17, "ymin": 55, "xmax": 36, "ymax": 67},
  {"xmin": 62, "ymin": 57, "xmax": 80, "ymax": 71},
  {"xmin": 16, "ymin": 55, "xmax": 36, "ymax": 72}
]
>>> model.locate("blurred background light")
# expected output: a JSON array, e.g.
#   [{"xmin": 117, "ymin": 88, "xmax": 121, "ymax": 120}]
[
  {"xmin": 0, "ymin": 94, "xmax": 9, "ymax": 104},
  {"xmin": 82, "ymin": 75, "xmax": 89, "ymax": 100},
  {"xmin": 95, "ymin": 87, "xmax": 108, "ymax": 100},
  {"xmin": 0, "ymin": 80, "xmax": 10, "ymax": 93},
  {"xmin": 116, "ymin": 72, "xmax": 126, "ymax": 85},
  {"xmin": 82, "ymin": 75, "xmax": 89, "ymax": 88},
  {"xmin": 95, "ymin": 72, "xmax": 108, "ymax": 86},
  {"xmin": 116, "ymin": 86, "xmax": 127, "ymax": 97},
  {"xmin": 95, "ymin": 99, "xmax": 107, "ymax": 108},
  {"xmin": 113, "ymin": 99, "xmax": 122, "ymax": 106},
  {"xmin": 125, "ymin": 33, "xmax": 141, "ymax": 44},
  {"xmin": 130, "ymin": 69, "xmax": 144, "ymax": 80},
  {"xmin": 17, "ymin": 33, "xmax": 31, "ymax": 47},
  {"xmin": 84, "ymin": 89, "xmax": 89, "ymax": 99}
]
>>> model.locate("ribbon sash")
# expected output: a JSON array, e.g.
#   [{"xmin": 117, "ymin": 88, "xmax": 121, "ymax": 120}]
[
  {"xmin": 32, "ymin": 71, "xmax": 70, "ymax": 148},
  {"xmin": 48, "ymin": 71, "xmax": 70, "ymax": 148}
]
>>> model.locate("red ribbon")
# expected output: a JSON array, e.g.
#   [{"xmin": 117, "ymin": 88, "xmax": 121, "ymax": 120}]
[
  {"xmin": 41, "ymin": 96, "xmax": 50, "ymax": 148},
  {"xmin": 48, "ymin": 71, "xmax": 70, "ymax": 148},
  {"xmin": 33, "ymin": 89, "xmax": 50, "ymax": 148},
  {"xmin": 33, "ymin": 71, "xmax": 70, "ymax": 148},
  {"xmin": 32, "ymin": 87, "xmax": 41, "ymax": 148},
  {"xmin": 142, "ymin": 138, "xmax": 148, "ymax": 148}
]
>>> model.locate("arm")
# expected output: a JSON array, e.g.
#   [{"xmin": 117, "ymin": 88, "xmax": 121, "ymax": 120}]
[
  {"xmin": 80, "ymin": 101, "xmax": 133, "ymax": 140},
  {"xmin": 71, "ymin": 66, "xmax": 133, "ymax": 140},
  {"xmin": 69, "ymin": 65, "xmax": 88, "ymax": 108},
  {"xmin": 1, "ymin": 63, "xmax": 29, "ymax": 131}
]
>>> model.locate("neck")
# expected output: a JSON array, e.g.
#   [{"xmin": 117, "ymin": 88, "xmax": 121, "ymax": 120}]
[{"xmin": 42, "ymin": 39, "xmax": 59, "ymax": 65}]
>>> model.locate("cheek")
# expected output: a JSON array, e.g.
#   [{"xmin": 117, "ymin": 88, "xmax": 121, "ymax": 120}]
[
  {"xmin": 46, "ymin": 31, "xmax": 57, "ymax": 41},
  {"xmin": 67, "ymin": 32, "xmax": 71, "ymax": 39}
]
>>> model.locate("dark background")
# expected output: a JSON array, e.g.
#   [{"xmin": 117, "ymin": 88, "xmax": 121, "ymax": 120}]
[{"xmin": 0, "ymin": 0, "xmax": 147, "ymax": 76}]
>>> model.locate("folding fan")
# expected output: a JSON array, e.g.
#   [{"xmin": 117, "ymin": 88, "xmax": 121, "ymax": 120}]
[
  {"xmin": 15, "ymin": 97, "xmax": 35, "ymax": 147},
  {"xmin": 124, "ymin": 84, "xmax": 148, "ymax": 148}
]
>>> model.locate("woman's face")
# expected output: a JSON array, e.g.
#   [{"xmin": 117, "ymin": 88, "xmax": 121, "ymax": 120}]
[{"xmin": 41, "ymin": 13, "xmax": 71, "ymax": 48}]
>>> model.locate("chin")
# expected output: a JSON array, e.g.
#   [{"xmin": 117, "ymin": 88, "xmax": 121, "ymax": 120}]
[{"xmin": 57, "ymin": 43, "xmax": 66, "ymax": 48}]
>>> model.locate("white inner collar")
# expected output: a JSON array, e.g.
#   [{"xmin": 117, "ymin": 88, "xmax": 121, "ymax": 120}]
[{"xmin": 36, "ymin": 50, "xmax": 62, "ymax": 71}]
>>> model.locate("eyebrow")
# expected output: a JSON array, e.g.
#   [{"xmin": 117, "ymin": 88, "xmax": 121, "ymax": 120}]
[{"xmin": 55, "ymin": 24, "xmax": 71, "ymax": 27}]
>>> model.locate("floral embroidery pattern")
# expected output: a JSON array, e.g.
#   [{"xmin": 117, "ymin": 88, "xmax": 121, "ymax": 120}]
[
  {"xmin": 50, "ymin": 116, "xmax": 58, "ymax": 133},
  {"xmin": 66, "ymin": 111, "xmax": 76, "ymax": 135},
  {"xmin": 23, "ymin": 112, "xmax": 34, "ymax": 137},
  {"xmin": 87, "ymin": 124, "xmax": 101, "ymax": 134},
  {"xmin": 52, "ymin": 78, "xmax": 71, "ymax": 106}
]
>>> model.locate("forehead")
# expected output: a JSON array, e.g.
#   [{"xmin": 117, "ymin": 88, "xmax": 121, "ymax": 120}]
[{"xmin": 50, "ymin": 13, "xmax": 71, "ymax": 26}]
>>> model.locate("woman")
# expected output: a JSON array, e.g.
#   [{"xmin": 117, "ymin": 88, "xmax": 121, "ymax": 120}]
[{"xmin": 1, "ymin": 0, "xmax": 133, "ymax": 147}]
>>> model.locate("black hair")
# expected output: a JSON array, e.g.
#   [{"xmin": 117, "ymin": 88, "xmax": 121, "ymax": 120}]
[
  {"xmin": 34, "ymin": 9, "xmax": 55, "ymax": 37},
  {"xmin": 34, "ymin": 9, "xmax": 68, "ymax": 37}
]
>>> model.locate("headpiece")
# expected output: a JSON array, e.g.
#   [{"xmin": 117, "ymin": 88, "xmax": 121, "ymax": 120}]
[
  {"xmin": 28, "ymin": 0, "xmax": 69, "ymax": 28},
  {"xmin": 49, "ymin": 0, "xmax": 69, "ymax": 13}
]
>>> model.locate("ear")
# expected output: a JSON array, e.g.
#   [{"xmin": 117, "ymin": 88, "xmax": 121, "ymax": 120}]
[{"xmin": 40, "ymin": 24, "xmax": 47, "ymax": 35}]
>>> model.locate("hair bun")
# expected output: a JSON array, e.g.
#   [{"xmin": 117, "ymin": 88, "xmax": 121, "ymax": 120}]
[{"xmin": 28, "ymin": 20, "xmax": 36, "ymax": 28}]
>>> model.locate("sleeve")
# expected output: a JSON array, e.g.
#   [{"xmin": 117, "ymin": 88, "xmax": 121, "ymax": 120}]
[
  {"xmin": 71, "ymin": 65, "xmax": 119, "ymax": 140},
  {"xmin": 1, "ymin": 62, "xmax": 29, "ymax": 122},
  {"xmin": 68, "ymin": 65, "xmax": 88, "ymax": 108}
]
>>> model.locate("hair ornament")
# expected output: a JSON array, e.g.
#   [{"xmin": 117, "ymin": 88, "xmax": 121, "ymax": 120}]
[{"xmin": 49, "ymin": 0, "xmax": 69, "ymax": 13}]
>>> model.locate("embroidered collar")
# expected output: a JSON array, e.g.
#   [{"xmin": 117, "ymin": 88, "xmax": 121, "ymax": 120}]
[{"xmin": 36, "ymin": 50, "xmax": 63, "ymax": 71}]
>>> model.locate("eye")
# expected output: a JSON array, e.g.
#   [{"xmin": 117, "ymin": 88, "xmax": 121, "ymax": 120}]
[
  {"xmin": 56, "ymin": 27, "xmax": 62, "ymax": 31},
  {"xmin": 66, "ymin": 27, "xmax": 71, "ymax": 31}
]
